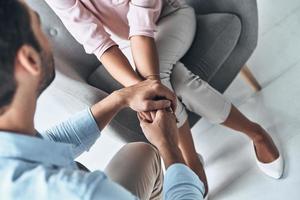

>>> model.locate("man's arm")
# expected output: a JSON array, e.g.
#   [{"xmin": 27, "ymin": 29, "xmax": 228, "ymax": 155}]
[
  {"xmin": 138, "ymin": 110, "xmax": 205, "ymax": 199},
  {"xmin": 91, "ymin": 79, "xmax": 176, "ymax": 129},
  {"xmin": 42, "ymin": 80, "xmax": 177, "ymax": 157}
]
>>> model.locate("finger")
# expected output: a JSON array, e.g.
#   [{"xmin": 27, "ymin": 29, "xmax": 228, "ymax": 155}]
[
  {"xmin": 137, "ymin": 116, "xmax": 147, "ymax": 129},
  {"xmin": 137, "ymin": 112, "xmax": 145, "ymax": 121},
  {"xmin": 137, "ymin": 113, "xmax": 150, "ymax": 125},
  {"xmin": 153, "ymin": 85, "xmax": 177, "ymax": 112},
  {"xmin": 165, "ymin": 107, "xmax": 173, "ymax": 113},
  {"xmin": 143, "ymin": 100, "xmax": 171, "ymax": 111},
  {"xmin": 143, "ymin": 111, "xmax": 153, "ymax": 122},
  {"xmin": 150, "ymin": 111, "xmax": 156, "ymax": 120},
  {"xmin": 139, "ymin": 112, "xmax": 147, "ymax": 120},
  {"xmin": 155, "ymin": 109, "xmax": 166, "ymax": 119},
  {"xmin": 156, "ymin": 109, "xmax": 176, "ymax": 122},
  {"xmin": 171, "ymin": 99, "xmax": 177, "ymax": 113},
  {"xmin": 140, "ymin": 112, "xmax": 153, "ymax": 123}
]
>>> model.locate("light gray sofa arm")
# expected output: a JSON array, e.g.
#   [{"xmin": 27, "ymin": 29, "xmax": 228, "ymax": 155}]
[
  {"xmin": 35, "ymin": 58, "xmax": 107, "ymax": 131},
  {"xmin": 185, "ymin": 0, "xmax": 258, "ymax": 92},
  {"xmin": 35, "ymin": 58, "xmax": 146, "ymax": 143}
]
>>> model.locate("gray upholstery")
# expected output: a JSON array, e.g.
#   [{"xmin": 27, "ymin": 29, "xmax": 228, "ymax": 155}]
[
  {"xmin": 182, "ymin": 0, "xmax": 258, "ymax": 126},
  {"xmin": 28, "ymin": 0, "xmax": 258, "ymax": 142},
  {"xmin": 185, "ymin": 0, "xmax": 258, "ymax": 92},
  {"xmin": 180, "ymin": 14, "xmax": 241, "ymax": 83}
]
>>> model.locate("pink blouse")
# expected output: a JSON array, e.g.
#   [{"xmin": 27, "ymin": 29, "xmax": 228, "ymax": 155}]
[{"xmin": 45, "ymin": 0, "xmax": 163, "ymax": 58}]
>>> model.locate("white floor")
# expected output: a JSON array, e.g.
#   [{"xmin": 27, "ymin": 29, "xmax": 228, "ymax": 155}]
[{"xmin": 77, "ymin": 0, "xmax": 300, "ymax": 199}]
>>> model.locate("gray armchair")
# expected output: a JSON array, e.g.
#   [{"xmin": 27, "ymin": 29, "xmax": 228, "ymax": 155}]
[
  {"xmin": 183, "ymin": 0, "xmax": 259, "ymax": 126},
  {"xmin": 29, "ymin": 0, "xmax": 258, "ymax": 142}
]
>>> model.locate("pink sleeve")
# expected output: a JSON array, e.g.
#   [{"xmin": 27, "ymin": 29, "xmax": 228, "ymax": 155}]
[
  {"xmin": 127, "ymin": 0, "xmax": 163, "ymax": 39},
  {"xmin": 45, "ymin": 0, "xmax": 117, "ymax": 58}
]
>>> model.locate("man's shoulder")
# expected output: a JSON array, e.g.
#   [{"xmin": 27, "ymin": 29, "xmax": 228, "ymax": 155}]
[{"xmin": 0, "ymin": 160, "xmax": 108, "ymax": 200}]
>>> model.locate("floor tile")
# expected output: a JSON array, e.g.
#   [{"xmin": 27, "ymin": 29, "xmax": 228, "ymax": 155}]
[
  {"xmin": 247, "ymin": 7, "xmax": 300, "ymax": 87},
  {"xmin": 193, "ymin": 64, "xmax": 300, "ymax": 199},
  {"xmin": 257, "ymin": 0, "xmax": 300, "ymax": 36}
]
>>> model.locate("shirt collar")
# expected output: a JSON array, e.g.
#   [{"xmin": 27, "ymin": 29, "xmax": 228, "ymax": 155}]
[{"xmin": 0, "ymin": 131, "xmax": 75, "ymax": 167}]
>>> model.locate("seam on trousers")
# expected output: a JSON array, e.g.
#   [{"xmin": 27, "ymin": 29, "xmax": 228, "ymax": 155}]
[
  {"xmin": 201, "ymin": 81, "xmax": 232, "ymax": 124},
  {"xmin": 214, "ymin": 99, "xmax": 232, "ymax": 124},
  {"xmin": 176, "ymin": 104, "xmax": 189, "ymax": 128}
]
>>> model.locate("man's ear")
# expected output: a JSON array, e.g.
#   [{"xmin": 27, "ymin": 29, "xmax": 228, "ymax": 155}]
[{"xmin": 16, "ymin": 45, "xmax": 41, "ymax": 76}]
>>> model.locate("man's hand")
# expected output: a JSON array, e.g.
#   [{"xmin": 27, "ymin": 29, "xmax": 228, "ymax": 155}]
[
  {"xmin": 138, "ymin": 109, "xmax": 178, "ymax": 149},
  {"xmin": 115, "ymin": 79, "xmax": 177, "ymax": 112},
  {"xmin": 138, "ymin": 109, "xmax": 184, "ymax": 168}
]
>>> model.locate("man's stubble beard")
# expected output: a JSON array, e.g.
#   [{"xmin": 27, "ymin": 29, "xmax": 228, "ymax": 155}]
[{"xmin": 37, "ymin": 49, "xmax": 55, "ymax": 96}]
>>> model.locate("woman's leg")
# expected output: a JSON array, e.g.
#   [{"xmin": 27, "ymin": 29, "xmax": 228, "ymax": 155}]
[
  {"xmin": 171, "ymin": 62, "xmax": 279, "ymax": 163},
  {"xmin": 221, "ymin": 106, "xmax": 279, "ymax": 163},
  {"xmin": 178, "ymin": 121, "xmax": 209, "ymax": 196},
  {"xmin": 154, "ymin": 2, "xmax": 196, "ymax": 127}
]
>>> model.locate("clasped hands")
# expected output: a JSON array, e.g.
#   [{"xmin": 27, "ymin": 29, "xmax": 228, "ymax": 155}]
[{"xmin": 115, "ymin": 79, "xmax": 179, "ymax": 149}]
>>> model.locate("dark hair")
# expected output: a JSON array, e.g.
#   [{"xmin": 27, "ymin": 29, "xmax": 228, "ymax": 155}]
[{"xmin": 0, "ymin": 0, "xmax": 41, "ymax": 109}]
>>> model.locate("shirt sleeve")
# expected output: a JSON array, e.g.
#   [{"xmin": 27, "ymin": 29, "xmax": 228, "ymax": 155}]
[
  {"xmin": 41, "ymin": 108, "xmax": 101, "ymax": 158},
  {"xmin": 21, "ymin": 166, "xmax": 138, "ymax": 200},
  {"xmin": 87, "ymin": 171, "xmax": 139, "ymax": 200},
  {"xmin": 164, "ymin": 163, "xmax": 205, "ymax": 200},
  {"xmin": 127, "ymin": 0, "xmax": 163, "ymax": 39},
  {"xmin": 45, "ymin": 0, "xmax": 117, "ymax": 58}
]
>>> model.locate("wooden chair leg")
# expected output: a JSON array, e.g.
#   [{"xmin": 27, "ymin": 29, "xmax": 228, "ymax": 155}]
[{"xmin": 240, "ymin": 65, "xmax": 262, "ymax": 92}]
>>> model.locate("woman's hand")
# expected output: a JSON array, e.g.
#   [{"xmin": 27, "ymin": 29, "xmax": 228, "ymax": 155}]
[
  {"xmin": 137, "ymin": 73, "xmax": 166, "ymax": 122},
  {"xmin": 139, "ymin": 111, "xmax": 156, "ymax": 123}
]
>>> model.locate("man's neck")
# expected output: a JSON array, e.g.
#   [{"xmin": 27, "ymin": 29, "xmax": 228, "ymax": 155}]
[{"xmin": 0, "ymin": 87, "xmax": 37, "ymax": 136}]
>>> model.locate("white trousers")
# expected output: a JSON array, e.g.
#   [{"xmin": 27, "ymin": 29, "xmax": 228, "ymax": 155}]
[{"xmin": 119, "ymin": 0, "xmax": 232, "ymax": 127}]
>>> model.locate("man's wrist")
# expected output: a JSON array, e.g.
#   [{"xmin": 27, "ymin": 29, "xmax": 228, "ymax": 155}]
[
  {"xmin": 158, "ymin": 143, "xmax": 185, "ymax": 168},
  {"xmin": 111, "ymin": 90, "xmax": 128, "ymax": 110}
]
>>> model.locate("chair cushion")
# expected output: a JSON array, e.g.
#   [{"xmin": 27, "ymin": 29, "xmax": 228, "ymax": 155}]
[{"xmin": 180, "ymin": 13, "xmax": 242, "ymax": 83}]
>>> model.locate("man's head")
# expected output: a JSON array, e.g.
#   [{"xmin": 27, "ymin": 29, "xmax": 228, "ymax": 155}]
[{"xmin": 0, "ymin": 0, "xmax": 55, "ymax": 114}]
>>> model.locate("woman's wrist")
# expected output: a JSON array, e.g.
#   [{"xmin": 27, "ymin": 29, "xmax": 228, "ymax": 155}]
[
  {"xmin": 145, "ymin": 74, "xmax": 161, "ymax": 81},
  {"xmin": 124, "ymin": 77, "xmax": 143, "ymax": 87}
]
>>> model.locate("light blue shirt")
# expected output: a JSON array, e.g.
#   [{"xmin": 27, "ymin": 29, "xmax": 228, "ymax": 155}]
[{"xmin": 0, "ymin": 109, "xmax": 204, "ymax": 200}]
